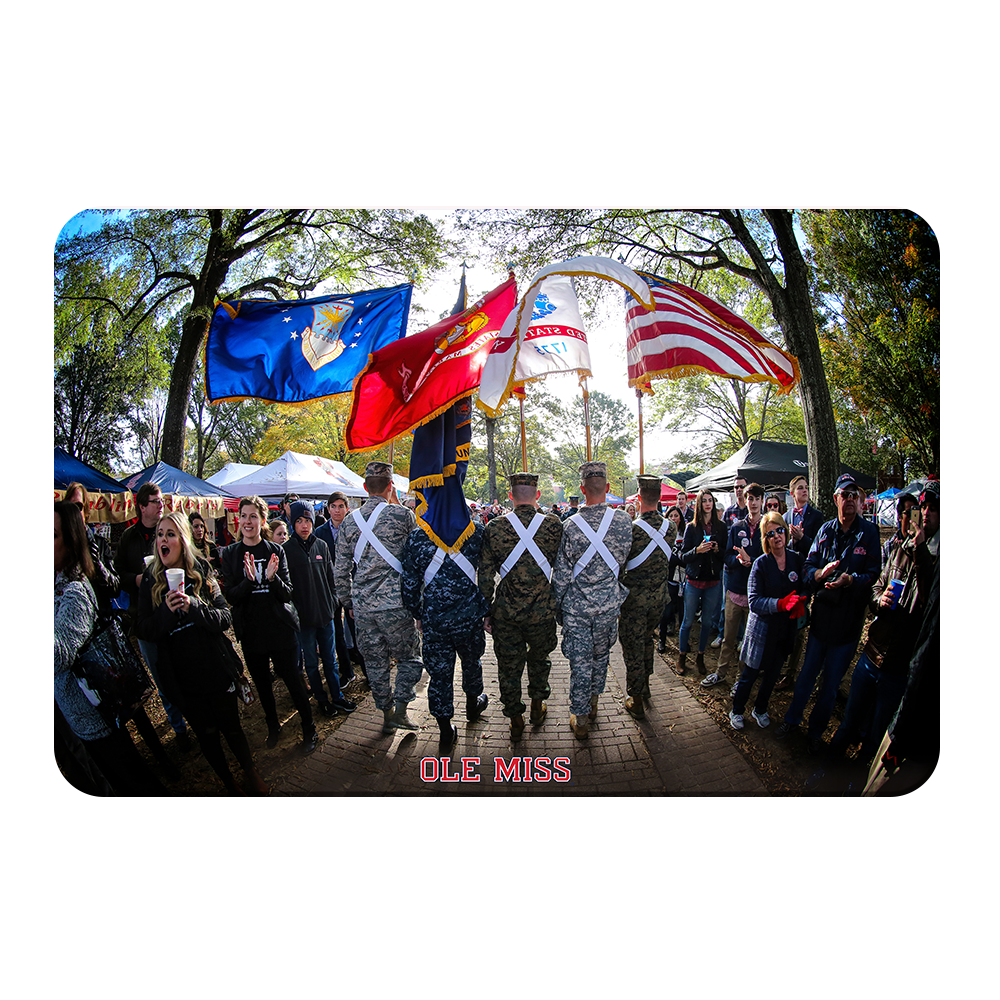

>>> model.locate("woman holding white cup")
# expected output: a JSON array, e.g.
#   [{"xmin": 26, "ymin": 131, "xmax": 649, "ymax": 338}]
[{"xmin": 136, "ymin": 512, "xmax": 267, "ymax": 795}]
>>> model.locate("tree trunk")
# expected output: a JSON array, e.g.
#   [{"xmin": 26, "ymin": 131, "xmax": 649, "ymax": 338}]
[
  {"xmin": 761, "ymin": 211, "xmax": 841, "ymax": 517},
  {"xmin": 161, "ymin": 309, "xmax": 211, "ymax": 468}
]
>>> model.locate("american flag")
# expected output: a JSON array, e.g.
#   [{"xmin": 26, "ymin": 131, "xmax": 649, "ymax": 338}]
[{"xmin": 626, "ymin": 272, "xmax": 799, "ymax": 393}]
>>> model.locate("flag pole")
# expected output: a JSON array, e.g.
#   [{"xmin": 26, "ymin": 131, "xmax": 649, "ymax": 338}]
[
  {"xmin": 582, "ymin": 378, "xmax": 592, "ymax": 462},
  {"xmin": 519, "ymin": 394, "xmax": 528, "ymax": 472},
  {"xmin": 636, "ymin": 386, "xmax": 645, "ymax": 475}
]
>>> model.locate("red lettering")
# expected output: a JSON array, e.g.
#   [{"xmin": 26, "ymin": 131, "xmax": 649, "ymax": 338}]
[
  {"xmin": 521, "ymin": 756, "xmax": 532, "ymax": 782},
  {"xmin": 439, "ymin": 756, "xmax": 461, "ymax": 782},
  {"xmin": 461, "ymin": 757, "xmax": 481, "ymax": 782},
  {"xmin": 93, "ymin": 495, "xmax": 108, "ymax": 510},
  {"xmin": 552, "ymin": 757, "xmax": 571, "ymax": 782},
  {"xmin": 494, "ymin": 757, "xmax": 520, "ymax": 782},
  {"xmin": 533, "ymin": 757, "xmax": 552, "ymax": 782},
  {"xmin": 419, "ymin": 757, "xmax": 439, "ymax": 782}
]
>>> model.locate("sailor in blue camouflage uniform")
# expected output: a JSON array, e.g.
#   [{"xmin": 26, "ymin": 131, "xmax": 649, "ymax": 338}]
[
  {"xmin": 401, "ymin": 510, "xmax": 489, "ymax": 750},
  {"xmin": 552, "ymin": 461, "xmax": 633, "ymax": 739},
  {"xmin": 334, "ymin": 461, "xmax": 423, "ymax": 735},
  {"xmin": 478, "ymin": 472, "xmax": 564, "ymax": 739},
  {"xmin": 619, "ymin": 475, "xmax": 676, "ymax": 720},
  {"xmin": 561, "ymin": 495, "xmax": 581, "ymax": 521}
]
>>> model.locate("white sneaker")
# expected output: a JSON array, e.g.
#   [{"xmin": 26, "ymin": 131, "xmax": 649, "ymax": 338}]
[
  {"xmin": 751, "ymin": 708, "xmax": 770, "ymax": 729},
  {"xmin": 711, "ymin": 635, "xmax": 723, "ymax": 648},
  {"xmin": 701, "ymin": 672, "xmax": 724, "ymax": 688},
  {"xmin": 729, "ymin": 711, "xmax": 744, "ymax": 730}
]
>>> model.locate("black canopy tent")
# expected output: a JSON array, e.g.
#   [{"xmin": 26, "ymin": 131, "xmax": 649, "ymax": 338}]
[{"xmin": 684, "ymin": 440, "xmax": 876, "ymax": 495}]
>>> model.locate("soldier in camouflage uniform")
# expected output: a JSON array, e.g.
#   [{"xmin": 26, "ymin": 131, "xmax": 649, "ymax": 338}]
[
  {"xmin": 619, "ymin": 475, "xmax": 675, "ymax": 719},
  {"xmin": 478, "ymin": 472, "xmax": 564, "ymax": 740},
  {"xmin": 401, "ymin": 516, "xmax": 489, "ymax": 751},
  {"xmin": 334, "ymin": 462, "xmax": 423, "ymax": 735},
  {"xmin": 552, "ymin": 462, "xmax": 633, "ymax": 739}
]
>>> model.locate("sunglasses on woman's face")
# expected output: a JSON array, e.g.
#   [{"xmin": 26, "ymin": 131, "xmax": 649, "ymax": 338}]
[
  {"xmin": 765, "ymin": 527, "xmax": 786, "ymax": 538},
  {"xmin": 766, "ymin": 502, "xmax": 779, "ymax": 510},
  {"xmin": 71, "ymin": 501, "xmax": 84, "ymax": 511}
]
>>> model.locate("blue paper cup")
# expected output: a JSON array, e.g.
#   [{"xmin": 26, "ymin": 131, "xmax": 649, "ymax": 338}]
[{"xmin": 887, "ymin": 579, "xmax": 904, "ymax": 608}]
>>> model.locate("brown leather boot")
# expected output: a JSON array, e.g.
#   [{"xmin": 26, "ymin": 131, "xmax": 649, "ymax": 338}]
[
  {"xmin": 676, "ymin": 652, "xmax": 688, "ymax": 675},
  {"xmin": 625, "ymin": 695, "xmax": 645, "ymax": 720},
  {"xmin": 569, "ymin": 714, "xmax": 590, "ymax": 739},
  {"xmin": 529, "ymin": 698, "xmax": 547, "ymax": 725},
  {"xmin": 589, "ymin": 694, "xmax": 599, "ymax": 721},
  {"xmin": 510, "ymin": 714, "xmax": 525, "ymax": 739},
  {"xmin": 696, "ymin": 652, "xmax": 707, "ymax": 675}
]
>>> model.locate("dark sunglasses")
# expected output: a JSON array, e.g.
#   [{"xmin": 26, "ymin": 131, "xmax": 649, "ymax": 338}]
[
  {"xmin": 765, "ymin": 527, "xmax": 786, "ymax": 538},
  {"xmin": 71, "ymin": 501, "xmax": 85, "ymax": 512},
  {"xmin": 765, "ymin": 502, "xmax": 779, "ymax": 510}
]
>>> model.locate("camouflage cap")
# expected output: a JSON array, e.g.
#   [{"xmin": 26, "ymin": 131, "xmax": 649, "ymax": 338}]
[
  {"xmin": 579, "ymin": 461, "xmax": 607, "ymax": 480},
  {"xmin": 636, "ymin": 475, "xmax": 662, "ymax": 491},
  {"xmin": 364, "ymin": 461, "xmax": 394, "ymax": 478},
  {"xmin": 509, "ymin": 472, "xmax": 538, "ymax": 487}
]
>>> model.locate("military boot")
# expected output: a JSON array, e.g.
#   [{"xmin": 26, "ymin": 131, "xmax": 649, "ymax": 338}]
[
  {"xmin": 676, "ymin": 652, "xmax": 687, "ymax": 675},
  {"xmin": 529, "ymin": 698, "xmax": 547, "ymax": 725},
  {"xmin": 381, "ymin": 707, "xmax": 397, "ymax": 734},
  {"xmin": 625, "ymin": 695, "xmax": 645, "ymax": 720},
  {"xmin": 569, "ymin": 714, "xmax": 590, "ymax": 740},
  {"xmin": 510, "ymin": 714, "xmax": 525, "ymax": 739},
  {"xmin": 437, "ymin": 716, "xmax": 458, "ymax": 751},
  {"xmin": 589, "ymin": 694, "xmax": 599, "ymax": 721},
  {"xmin": 393, "ymin": 701, "xmax": 420, "ymax": 731},
  {"xmin": 466, "ymin": 692, "xmax": 489, "ymax": 721}
]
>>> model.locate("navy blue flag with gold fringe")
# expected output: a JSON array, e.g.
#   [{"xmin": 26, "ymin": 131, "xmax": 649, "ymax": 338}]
[
  {"xmin": 409, "ymin": 269, "xmax": 475, "ymax": 551},
  {"xmin": 204, "ymin": 284, "xmax": 413, "ymax": 404}
]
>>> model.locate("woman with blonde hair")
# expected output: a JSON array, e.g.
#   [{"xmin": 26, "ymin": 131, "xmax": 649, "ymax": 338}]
[
  {"xmin": 268, "ymin": 519, "xmax": 288, "ymax": 545},
  {"xmin": 676, "ymin": 489, "xmax": 727, "ymax": 675},
  {"xmin": 728, "ymin": 511, "xmax": 807, "ymax": 731},
  {"xmin": 136, "ymin": 511, "xmax": 267, "ymax": 795}
]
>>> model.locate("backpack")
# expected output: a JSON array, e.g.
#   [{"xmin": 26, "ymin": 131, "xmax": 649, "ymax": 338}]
[{"xmin": 73, "ymin": 614, "xmax": 155, "ymax": 721}]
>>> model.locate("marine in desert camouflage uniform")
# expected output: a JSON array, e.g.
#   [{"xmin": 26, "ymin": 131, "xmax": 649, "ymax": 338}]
[
  {"xmin": 334, "ymin": 462, "xmax": 423, "ymax": 734},
  {"xmin": 551, "ymin": 462, "xmax": 633, "ymax": 739},
  {"xmin": 619, "ymin": 475, "xmax": 675, "ymax": 719},
  {"xmin": 478, "ymin": 472, "xmax": 564, "ymax": 739}
]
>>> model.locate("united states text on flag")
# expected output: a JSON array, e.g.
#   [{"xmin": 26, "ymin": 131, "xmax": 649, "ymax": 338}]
[{"xmin": 626, "ymin": 272, "xmax": 799, "ymax": 393}]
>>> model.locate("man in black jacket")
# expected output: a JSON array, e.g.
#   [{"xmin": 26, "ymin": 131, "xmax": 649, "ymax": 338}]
[
  {"xmin": 284, "ymin": 501, "xmax": 356, "ymax": 717},
  {"xmin": 221, "ymin": 495, "xmax": 318, "ymax": 753}
]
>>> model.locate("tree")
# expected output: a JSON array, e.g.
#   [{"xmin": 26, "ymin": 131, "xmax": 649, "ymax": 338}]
[
  {"xmin": 54, "ymin": 297, "xmax": 168, "ymax": 473},
  {"xmin": 466, "ymin": 209, "xmax": 842, "ymax": 513},
  {"xmin": 550, "ymin": 390, "xmax": 636, "ymax": 490},
  {"xmin": 802, "ymin": 209, "xmax": 939, "ymax": 475},
  {"xmin": 55, "ymin": 209, "xmax": 458, "ymax": 469}
]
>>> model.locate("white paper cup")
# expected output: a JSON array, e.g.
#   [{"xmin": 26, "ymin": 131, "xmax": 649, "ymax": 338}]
[
  {"xmin": 143, "ymin": 555, "xmax": 155, "ymax": 567},
  {"xmin": 165, "ymin": 568, "xmax": 185, "ymax": 592}
]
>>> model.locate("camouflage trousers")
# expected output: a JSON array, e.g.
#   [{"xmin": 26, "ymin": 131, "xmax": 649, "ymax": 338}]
[
  {"xmin": 562, "ymin": 608, "xmax": 619, "ymax": 718},
  {"xmin": 492, "ymin": 615, "xmax": 556, "ymax": 718},
  {"xmin": 353, "ymin": 607, "xmax": 423, "ymax": 711},
  {"xmin": 423, "ymin": 611, "xmax": 486, "ymax": 720},
  {"xmin": 619, "ymin": 599, "xmax": 661, "ymax": 700}
]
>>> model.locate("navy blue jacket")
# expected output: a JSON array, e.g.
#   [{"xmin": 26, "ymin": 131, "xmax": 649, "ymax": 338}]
[
  {"xmin": 401, "ymin": 525, "xmax": 489, "ymax": 625},
  {"xmin": 785, "ymin": 502, "xmax": 825, "ymax": 558},
  {"xmin": 723, "ymin": 516, "xmax": 765, "ymax": 596},
  {"xmin": 804, "ymin": 515, "xmax": 882, "ymax": 642}
]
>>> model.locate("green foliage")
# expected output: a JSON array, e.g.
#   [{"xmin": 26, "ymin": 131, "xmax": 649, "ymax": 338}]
[
  {"xmin": 802, "ymin": 210, "xmax": 939, "ymax": 473},
  {"xmin": 54, "ymin": 209, "xmax": 459, "ymax": 469}
]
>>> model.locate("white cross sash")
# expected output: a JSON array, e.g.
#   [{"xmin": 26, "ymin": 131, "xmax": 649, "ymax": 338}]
[
  {"xmin": 571, "ymin": 507, "xmax": 621, "ymax": 580},
  {"xmin": 499, "ymin": 511, "xmax": 552, "ymax": 581},
  {"xmin": 351, "ymin": 503, "xmax": 403, "ymax": 574},
  {"xmin": 422, "ymin": 547, "xmax": 477, "ymax": 588},
  {"xmin": 625, "ymin": 517, "xmax": 672, "ymax": 571}
]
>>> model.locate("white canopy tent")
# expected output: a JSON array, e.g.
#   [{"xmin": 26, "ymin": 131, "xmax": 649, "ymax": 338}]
[
  {"xmin": 222, "ymin": 450, "xmax": 368, "ymax": 499},
  {"xmin": 205, "ymin": 462, "xmax": 263, "ymax": 488}
]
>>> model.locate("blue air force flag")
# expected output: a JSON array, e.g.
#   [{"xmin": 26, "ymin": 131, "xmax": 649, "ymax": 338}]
[{"xmin": 204, "ymin": 284, "xmax": 413, "ymax": 404}]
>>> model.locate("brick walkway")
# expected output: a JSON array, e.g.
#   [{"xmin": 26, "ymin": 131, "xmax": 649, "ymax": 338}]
[{"xmin": 274, "ymin": 627, "xmax": 767, "ymax": 797}]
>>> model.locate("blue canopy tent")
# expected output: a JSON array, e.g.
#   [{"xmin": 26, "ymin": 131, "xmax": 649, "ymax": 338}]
[
  {"xmin": 54, "ymin": 446, "xmax": 127, "ymax": 493},
  {"xmin": 120, "ymin": 461, "xmax": 233, "ymax": 497}
]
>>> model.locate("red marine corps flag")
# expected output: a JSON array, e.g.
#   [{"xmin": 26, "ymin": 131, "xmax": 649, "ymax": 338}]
[
  {"xmin": 344, "ymin": 275, "xmax": 517, "ymax": 452},
  {"xmin": 626, "ymin": 271, "xmax": 800, "ymax": 393}
]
